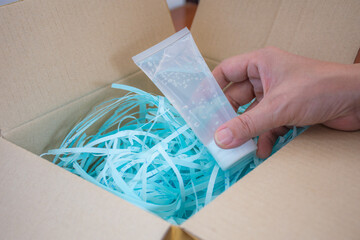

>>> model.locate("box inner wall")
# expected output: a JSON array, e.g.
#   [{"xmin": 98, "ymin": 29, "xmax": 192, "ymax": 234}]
[{"xmin": 4, "ymin": 58, "xmax": 219, "ymax": 155}]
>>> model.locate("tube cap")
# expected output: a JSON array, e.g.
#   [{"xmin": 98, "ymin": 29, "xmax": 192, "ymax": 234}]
[{"xmin": 206, "ymin": 139, "xmax": 257, "ymax": 170}]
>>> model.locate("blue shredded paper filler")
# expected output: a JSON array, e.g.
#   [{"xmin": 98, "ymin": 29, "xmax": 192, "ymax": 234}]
[{"xmin": 42, "ymin": 84, "xmax": 306, "ymax": 225}]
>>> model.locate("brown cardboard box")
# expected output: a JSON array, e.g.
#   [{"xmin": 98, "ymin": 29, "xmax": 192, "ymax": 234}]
[{"xmin": 1, "ymin": 0, "xmax": 359, "ymax": 239}]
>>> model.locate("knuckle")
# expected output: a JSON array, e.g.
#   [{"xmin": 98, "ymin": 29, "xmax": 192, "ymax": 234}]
[
  {"xmin": 264, "ymin": 46, "xmax": 278, "ymax": 52},
  {"xmin": 261, "ymin": 46, "xmax": 282, "ymax": 58}
]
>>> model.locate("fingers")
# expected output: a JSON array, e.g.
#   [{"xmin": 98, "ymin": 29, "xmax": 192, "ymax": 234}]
[
  {"xmin": 224, "ymin": 81, "xmax": 255, "ymax": 111},
  {"xmin": 213, "ymin": 52, "xmax": 262, "ymax": 111},
  {"xmin": 212, "ymin": 51, "xmax": 259, "ymax": 89},
  {"xmin": 257, "ymin": 127, "xmax": 289, "ymax": 158},
  {"xmin": 213, "ymin": 48, "xmax": 285, "ymax": 150},
  {"xmin": 215, "ymin": 102, "xmax": 278, "ymax": 148},
  {"xmin": 324, "ymin": 115, "xmax": 360, "ymax": 131}
]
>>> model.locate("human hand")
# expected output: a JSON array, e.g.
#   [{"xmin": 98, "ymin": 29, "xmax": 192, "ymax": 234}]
[{"xmin": 213, "ymin": 47, "xmax": 360, "ymax": 158}]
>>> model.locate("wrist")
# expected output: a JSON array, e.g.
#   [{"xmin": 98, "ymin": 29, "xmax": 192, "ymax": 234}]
[
  {"xmin": 343, "ymin": 64, "xmax": 360, "ymax": 114},
  {"xmin": 315, "ymin": 62, "xmax": 360, "ymax": 123},
  {"xmin": 328, "ymin": 63, "xmax": 360, "ymax": 129}
]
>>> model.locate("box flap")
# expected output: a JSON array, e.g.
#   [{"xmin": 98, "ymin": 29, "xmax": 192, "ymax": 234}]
[
  {"xmin": 0, "ymin": 137, "xmax": 171, "ymax": 239},
  {"xmin": 0, "ymin": 0, "xmax": 174, "ymax": 132},
  {"xmin": 183, "ymin": 126, "xmax": 360, "ymax": 239},
  {"xmin": 191, "ymin": 0, "xmax": 360, "ymax": 63}
]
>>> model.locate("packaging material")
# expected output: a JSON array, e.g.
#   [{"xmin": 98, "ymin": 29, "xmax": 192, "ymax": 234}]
[
  {"xmin": 133, "ymin": 27, "xmax": 257, "ymax": 170},
  {"xmin": 1, "ymin": 0, "xmax": 360, "ymax": 239},
  {"xmin": 41, "ymin": 82, "xmax": 305, "ymax": 226},
  {"xmin": 42, "ymin": 83, "xmax": 221, "ymax": 225}
]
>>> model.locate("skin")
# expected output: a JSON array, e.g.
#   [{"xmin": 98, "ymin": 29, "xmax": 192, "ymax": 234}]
[{"xmin": 213, "ymin": 47, "xmax": 360, "ymax": 159}]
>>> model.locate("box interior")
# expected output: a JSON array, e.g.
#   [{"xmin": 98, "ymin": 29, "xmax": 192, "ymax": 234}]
[
  {"xmin": 1, "ymin": 0, "xmax": 360, "ymax": 239},
  {"xmin": 4, "ymin": 60, "xmax": 219, "ymax": 156}
]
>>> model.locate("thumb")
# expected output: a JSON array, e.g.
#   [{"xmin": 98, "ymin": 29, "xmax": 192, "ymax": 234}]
[{"xmin": 215, "ymin": 103, "xmax": 276, "ymax": 149}]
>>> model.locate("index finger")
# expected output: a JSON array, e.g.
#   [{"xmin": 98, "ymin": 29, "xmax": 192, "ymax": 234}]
[{"xmin": 212, "ymin": 51, "xmax": 258, "ymax": 89}]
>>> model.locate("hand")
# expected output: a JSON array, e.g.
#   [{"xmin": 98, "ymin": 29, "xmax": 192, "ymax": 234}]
[{"xmin": 213, "ymin": 47, "xmax": 360, "ymax": 158}]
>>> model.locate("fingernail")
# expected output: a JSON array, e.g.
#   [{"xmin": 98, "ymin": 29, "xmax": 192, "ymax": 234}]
[{"xmin": 215, "ymin": 128, "xmax": 233, "ymax": 146}]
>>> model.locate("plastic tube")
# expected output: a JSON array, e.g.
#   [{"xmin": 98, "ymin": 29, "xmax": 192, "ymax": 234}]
[{"xmin": 132, "ymin": 28, "xmax": 257, "ymax": 170}]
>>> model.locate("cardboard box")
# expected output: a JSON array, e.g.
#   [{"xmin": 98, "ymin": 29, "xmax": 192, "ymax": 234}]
[{"xmin": 0, "ymin": 0, "xmax": 359, "ymax": 239}]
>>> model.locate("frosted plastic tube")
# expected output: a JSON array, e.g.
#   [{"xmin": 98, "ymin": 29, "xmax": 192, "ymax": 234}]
[{"xmin": 132, "ymin": 28, "xmax": 257, "ymax": 170}]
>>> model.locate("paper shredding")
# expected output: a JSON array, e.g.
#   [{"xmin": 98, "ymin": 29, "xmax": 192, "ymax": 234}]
[{"xmin": 42, "ymin": 84, "xmax": 306, "ymax": 225}]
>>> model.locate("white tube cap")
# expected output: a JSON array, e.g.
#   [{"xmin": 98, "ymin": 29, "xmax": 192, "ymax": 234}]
[{"xmin": 206, "ymin": 139, "xmax": 257, "ymax": 170}]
